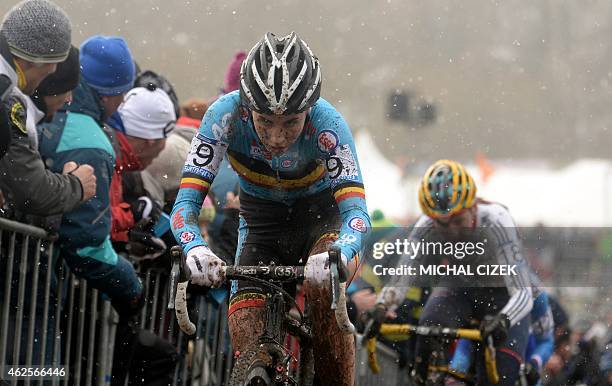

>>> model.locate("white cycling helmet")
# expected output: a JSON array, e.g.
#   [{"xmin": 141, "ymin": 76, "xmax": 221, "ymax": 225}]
[{"xmin": 240, "ymin": 32, "xmax": 321, "ymax": 115}]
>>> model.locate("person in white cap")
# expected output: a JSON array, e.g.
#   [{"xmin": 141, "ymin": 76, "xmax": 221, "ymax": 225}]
[{"xmin": 106, "ymin": 83, "xmax": 176, "ymax": 254}]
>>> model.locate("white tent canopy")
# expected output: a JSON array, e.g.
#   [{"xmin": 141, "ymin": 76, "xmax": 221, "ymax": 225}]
[
  {"xmin": 476, "ymin": 159, "xmax": 612, "ymax": 226},
  {"xmin": 356, "ymin": 131, "xmax": 612, "ymax": 226},
  {"xmin": 355, "ymin": 131, "xmax": 411, "ymax": 219}
]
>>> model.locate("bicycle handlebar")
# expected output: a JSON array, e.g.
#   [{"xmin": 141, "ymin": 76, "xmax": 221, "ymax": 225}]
[
  {"xmin": 224, "ymin": 265, "xmax": 304, "ymax": 280},
  {"xmin": 168, "ymin": 246, "xmax": 355, "ymax": 336},
  {"xmin": 379, "ymin": 323, "xmax": 482, "ymax": 341},
  {"xmin": 367, "ymin": 323, "xmax": 498, "ymax": 383}
]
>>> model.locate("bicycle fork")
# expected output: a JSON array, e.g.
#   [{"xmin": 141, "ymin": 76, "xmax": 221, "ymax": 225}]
[
  {"xmin": 261, "ymin": 293, "xmax": 296, "ymax": 384},
  {"xmin": 261, "ymin": 293, "xmax": 285, "ymax": 344}
]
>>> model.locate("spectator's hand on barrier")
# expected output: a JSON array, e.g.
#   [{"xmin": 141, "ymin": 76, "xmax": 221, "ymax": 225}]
[
  {"xmin": 63, "ymin": 162, "xmax": 96, "ymax": 202},
  {"xmin": 186, "ymin": 245, "xmax": 226, "ymax": 287},
  {"xmin": 350, "ymin": 289, "xmax": 378, "ymax": 314},
  {"xmin": 225, "ymin": 191, "xmax": 240, "ymax": 210},
  {"xmin": 127, "ymin": 229, "xmax": 167, "ymax": 259},
  {"xmin": 524, "ymin": 359, "xmax": 541, "ymax": 386},
  {"xmin": 480, "ymin": 313, "xmax": 510, "ymax": 347}
]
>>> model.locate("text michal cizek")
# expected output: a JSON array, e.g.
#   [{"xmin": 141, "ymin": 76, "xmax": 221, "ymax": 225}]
[{"xmin": 373, "ymin": 264, "xmax": 518, "ymax": 277}]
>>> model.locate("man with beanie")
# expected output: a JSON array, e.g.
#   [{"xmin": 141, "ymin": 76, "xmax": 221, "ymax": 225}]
[
  {"xmin": 141, "ymin": 98, "xmax": 208, "ymax": 208},
  {"xmin": 106, "ymin": 84, "xmax": 176, "ymax": 257},
  {"xmin": 38, "ymin": 35, "xmax": 143, "ymax": 319},
  {"xmin": 16, "ymin": 45, "xmax": 80, "ymax": 155},
  {"xmin": 0, "ymin": 0, "xmax": 96, "ymax": 216},
  {"xmin": 31, "ymin": 45, "xmax": 80, "ymax": 122}
]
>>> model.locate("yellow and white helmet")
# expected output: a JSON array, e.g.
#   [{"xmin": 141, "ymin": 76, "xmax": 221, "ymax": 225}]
[{"xmin": 418, "ymin": 160, "xmax": 477, "ymax": 218}]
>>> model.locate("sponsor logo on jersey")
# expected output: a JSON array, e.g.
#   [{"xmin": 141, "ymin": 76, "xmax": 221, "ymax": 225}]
[
  {"xmin": 348, "ymin": 217, "xmax": 367, "ymax": 233},
  {"xmin": 196, "ymin": 133, "xmax": 218, "ymax": 145},
  {"xmin": 179, "ymin": 231, "xmax": 196, "ymax": 244},
  {"xmin": 317, "ymin": 130, "xmax": 338, "ymax": 153},
  {"xmin": 250, "ymin": 140, "xmax": 272, "ymax": 160},
  {"xmin": 281, "ymin": 159, "xmax": 295, "ymax": 168},
  {"xmin": 183, "ymin": 165, "xmax": 216, "ymax": 181},
  {"xmin": 251, "ymin": 145, "xmax": 263, "ymax": 158},
  {"xmin": 336, "ymin": 233, "xmax": 357, "ymax": 246},
  {"xmin": 211, "ymin": 112, "xmax": 233, "ymax": 141},
  {"xmin": 172, "ymin": 208, "xmax": 185, "ymax": 229}
]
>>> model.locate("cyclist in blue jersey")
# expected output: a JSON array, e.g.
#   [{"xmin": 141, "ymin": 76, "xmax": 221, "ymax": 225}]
[{"xmin": 171, "ymin": 32, "xmax": 370, "ymax": 384}]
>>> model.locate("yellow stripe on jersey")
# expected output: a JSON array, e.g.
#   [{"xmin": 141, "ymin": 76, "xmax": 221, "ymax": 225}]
[
  {"xmin": 333, "ymin": 186, "xmax": 366, "ymax": 202},
  {"xmin": 228, "ymin": 154, "xmax": 326, "ymax": 190},
  {"xmin": 179, "ymin": 177, "xmax": 211, "ymax": 192}
]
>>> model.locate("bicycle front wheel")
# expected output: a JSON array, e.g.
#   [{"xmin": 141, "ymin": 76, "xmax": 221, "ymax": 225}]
[{"xmin": 229, "ymin": 346, "xmax": 275, "ymax": 386}]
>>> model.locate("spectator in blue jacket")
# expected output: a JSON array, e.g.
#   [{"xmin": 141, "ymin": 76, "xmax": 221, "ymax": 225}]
[{"xmin": 38, "ymin": 35, "xmax": 143, "ymax": 316}]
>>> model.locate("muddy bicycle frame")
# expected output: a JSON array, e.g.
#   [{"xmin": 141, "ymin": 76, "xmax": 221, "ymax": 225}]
[{"xmin": 167, "ymin": 246, "xmax": 354, "ymax": 384}]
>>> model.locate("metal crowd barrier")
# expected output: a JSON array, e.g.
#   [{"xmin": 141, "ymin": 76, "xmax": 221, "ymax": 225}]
[
  {"xmin": 0, "ymin": 217, "xmax": 118, "ymax": 385},
  {"xmin": 355, "ymin": 335, "xmax": 401, "ymax": 386},
  {"xmin": 134, "ymin": 265, "xmax": 234, "ymax": 386},
  {"xmin": 0, "ymin": 217, "xmax": 236, "ymax": 386},
  {"xmin": 2, "ymin": 216, "xmax": 403, "ymax": 385}
]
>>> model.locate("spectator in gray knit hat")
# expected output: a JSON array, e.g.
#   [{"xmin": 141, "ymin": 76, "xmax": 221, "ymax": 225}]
[
  {"xmin": 1, "ymin": 0, "xmax": 72, "ymax": 94},
  {"xmin": 0, "ymin": 0, "xmax": 96, "ymax": 216}
]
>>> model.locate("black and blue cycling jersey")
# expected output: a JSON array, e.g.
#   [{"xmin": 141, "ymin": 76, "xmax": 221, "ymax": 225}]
[{"xmin": 171, "ymin": 90, "xmax": 370, "ymax": 260}]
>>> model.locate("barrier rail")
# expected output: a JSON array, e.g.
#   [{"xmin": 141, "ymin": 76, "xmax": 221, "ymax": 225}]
[
  {"xmin": 0, "ymin": 217, "xmax": 237, "ymax": 385},
  {"xmin": 9, "ymin": 217, "xmax": 590, "ymax": 385},
  {"xmin": 355, "ymin": 334, "xmax": 400, "ymax": 386},
  {"xmin": 0, "ymin": 217, "xmax": 118, "ymax": 385}
]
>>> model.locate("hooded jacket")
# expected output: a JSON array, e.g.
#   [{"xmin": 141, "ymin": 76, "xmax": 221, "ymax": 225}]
[
  {"xmin": 0, "ymin": 33, "xmax": 15, "ymax": 159},
  {"xmin": 38, "ymin": 78, "xmax": 119, "ymax": 265},
  {"xmin": 0, "ymin": 32, "xmax": 83, "ymax": 217}
]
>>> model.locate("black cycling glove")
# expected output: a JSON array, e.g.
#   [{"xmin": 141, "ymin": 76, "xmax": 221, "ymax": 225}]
[
  {"xmin": 127, "ymin": 229, "xmax": 167, "ymax": 258},
  {"xmin": 480, "ymin": 313, "xmax": 510, "ymax": 347},
  {"xmin": 363, "ymin": 303, "xmax": 387, "ymax": 339},
  {"xmin": 524, "ymin": 359, "xmax": 541, "ymax": 386},
  {"xmin": 131, "ymin": 196, "xmax": 161, "ymax": 225}
]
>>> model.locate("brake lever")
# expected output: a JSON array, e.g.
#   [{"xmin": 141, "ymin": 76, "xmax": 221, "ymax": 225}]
[
  {"xmin": 329, "ymin": 247, "xmax": 342, "ymax": 310},
  {"xmin": 168, "ymin": 246, "xmax": 191, "ymax": 309},
  {"xmin": 168, "ymin": 249, "xmax": 180, "ymax": 310},
  {"xmin": 168, "ymin": 245, "xmax": 196, "ymax": 335}
]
